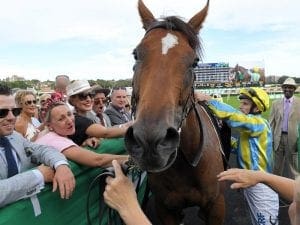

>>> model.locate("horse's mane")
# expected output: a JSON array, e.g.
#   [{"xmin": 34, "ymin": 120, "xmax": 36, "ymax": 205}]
[{"xmin": 147, "ymin": 16, "xmax": 202, "ymax": 57}]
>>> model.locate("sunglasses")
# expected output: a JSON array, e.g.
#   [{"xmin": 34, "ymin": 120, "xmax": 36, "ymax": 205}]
[
  {"xmin": 0, "ymin": 108, "xmax": 22, "ymax": 118},
  {"xmin": 248, "ymin": 88, "xmax": 266, "ymax": 112},
  {"xmin": 40, "ymin": 99, "xmax": 51, "ymax": 104},
  {"xmin": 76, "ymin": 92, "xmax": 95, "ymax": 101},
  {"xmin": 25, "ymin": 100, "xmax": 37, "ymax": 105},
  {"xmin": 94, "ymin": 98, "xmax": 108, "ymax": 105}
]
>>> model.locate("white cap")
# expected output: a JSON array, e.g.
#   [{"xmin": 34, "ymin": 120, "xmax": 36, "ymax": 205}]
[
  {"xmin": 282, "ymin": 78, "xmax": 297, "ymax": 88},
  {"xmin": 66, "ymin": 80, "xmax": 92, "ymax": 97}
]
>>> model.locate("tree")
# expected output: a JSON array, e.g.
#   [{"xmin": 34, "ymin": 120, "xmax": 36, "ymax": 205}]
[{"xmin": 277, "ymin": 76, "xmax": 290, "ymax": 84}]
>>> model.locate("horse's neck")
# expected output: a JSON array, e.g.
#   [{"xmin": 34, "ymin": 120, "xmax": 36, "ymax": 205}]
[
  {"xmin": 238, "ymin": 66, "xmax": 248, "ymax": 74},
  {"xmin": 179, "ymin": 103, "xmax": 222, "ymax": 167}
]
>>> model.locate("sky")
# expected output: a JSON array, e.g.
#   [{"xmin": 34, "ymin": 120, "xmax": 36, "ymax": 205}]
[{"xmin": 0, "ymin": 0, "xmax": 299, "ymax": 81}]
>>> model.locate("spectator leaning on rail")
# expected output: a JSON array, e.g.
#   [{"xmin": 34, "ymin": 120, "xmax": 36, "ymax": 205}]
[
  {"xmin": 66, "ymin": 80, "xmax": 130, "ymax": 146},
  {"xmin": 0, "ymin": 84, "xmax": 75, "ymax": 208},
  {"xmin": 195, "ymin": 87, "xmax": 279, "ymax": 225},
  {"xmin": 67, "ymin": 80, "xmax": 100, "ymax": 123},
  {"xmin": 269, "ymin": 77, "xmax": 300, "ymax": 179},
  {"xmin": 35, "ymin": 101, "xmax": 128, "ymax": 168}
]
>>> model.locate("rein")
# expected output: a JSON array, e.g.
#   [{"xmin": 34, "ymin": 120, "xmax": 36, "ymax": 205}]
[
  {"xmin": 86, "ymin": 159, "xmax": 149, "ymax": 225},
  {"xmin": 177, "ymin": 71, "xmax": 196, "ymax": 132}
]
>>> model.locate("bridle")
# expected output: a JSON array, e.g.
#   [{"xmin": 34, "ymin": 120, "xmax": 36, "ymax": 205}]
[
  {"xmin": 130, "ymin": 20, "xmax": 222, "ymax": 169},
  {"xmin": 131, "ymin": 20, "xmax": 199, "ymax": 132}
]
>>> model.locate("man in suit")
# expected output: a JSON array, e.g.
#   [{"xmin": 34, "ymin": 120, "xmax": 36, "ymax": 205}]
[
  {"xmin": 0, "ymin": 84, "xmax": 75, "ymax": 208},
  {"xmin": 105, "ymin": 87, "xmax": 132, "ymax": 126},
  {"xmin": 270, "ymin": 77, "xmax": 300, "ymax": 178},
  {"xmin": 92, "ymin": 86, "xmax": 112, "ymax": 127}
]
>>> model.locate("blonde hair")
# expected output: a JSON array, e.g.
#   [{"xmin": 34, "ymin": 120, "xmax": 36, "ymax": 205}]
[
  {"xmin": 39, "ymin": 93, "xmax": 51, "ymax": 104},
  {"xmin": 15, "ymin": 90, "xmax": 36, "ymax": 107}
]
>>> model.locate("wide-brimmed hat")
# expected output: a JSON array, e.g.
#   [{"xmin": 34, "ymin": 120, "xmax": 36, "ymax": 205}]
[
  {"xmin": 92, "ymin": 85, "xmax": 111, "ymax": 97},
  {"xmin": 66, "ymin": 80, "xmax": 92, "ymax": 97},
  {"xmin": 282, "ymin": 78, "xmax": 297, "ymax": 88}
]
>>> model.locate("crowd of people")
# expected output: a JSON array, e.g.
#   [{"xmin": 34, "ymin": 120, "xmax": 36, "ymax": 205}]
[
  {"xmin": 1, "ymin": 75, "xmax": 300, "ymax": 225},
  {"xmin": 0, "ymin": 76, "xmax": 133, "ymax": 210}
]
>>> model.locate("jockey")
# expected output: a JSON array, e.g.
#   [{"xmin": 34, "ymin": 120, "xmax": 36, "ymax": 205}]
[{"xmin": 195, "ymin": 88, "xmax": 279, "ymax": 225}]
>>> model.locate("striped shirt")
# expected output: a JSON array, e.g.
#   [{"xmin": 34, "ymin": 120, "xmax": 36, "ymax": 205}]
[{"xmin": 208, "ymin": 99, "xmax": 273, "ymax": 172}]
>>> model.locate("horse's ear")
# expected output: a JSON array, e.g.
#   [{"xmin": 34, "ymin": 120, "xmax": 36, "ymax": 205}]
[
  {"xmin": 138, "ymin": 0, "xmax": 156, "ymax": 30},
  {"xmin": 188, "ymin": 0, "xmax": 209, "ymax": 33}
]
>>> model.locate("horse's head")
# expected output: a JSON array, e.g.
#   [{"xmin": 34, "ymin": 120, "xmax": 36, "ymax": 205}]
[{"xmin": 125, "ymin": 0, "xmax": 209, "ymax": 172}]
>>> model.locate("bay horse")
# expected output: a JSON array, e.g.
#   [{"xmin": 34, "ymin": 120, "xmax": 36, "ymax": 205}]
[
  {"xmin": 230, "ymin": 64, "xmax": 265, "ymax": 84},
  {"xmin": 125, "ymin": 0, "xmax": 229, "ymax": 224}
]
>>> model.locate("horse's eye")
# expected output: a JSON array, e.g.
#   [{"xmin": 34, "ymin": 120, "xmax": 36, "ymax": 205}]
[
  {"xmin": 192, "ymin": 57, "xmax": 199, "ymax": 68},
  {"xmin": 133, "ymin": 49, "xmax": 138, "ymax": 60}
]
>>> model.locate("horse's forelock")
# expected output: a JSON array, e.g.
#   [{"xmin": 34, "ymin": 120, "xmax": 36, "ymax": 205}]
[{"xmin": 147, "ymin": 16, "xmax": 202, "ymax": 58}]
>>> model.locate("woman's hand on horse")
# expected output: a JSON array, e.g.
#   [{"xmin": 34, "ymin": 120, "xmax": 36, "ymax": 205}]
[
  {"xmin": 217, "ymin": 168, "xmax": 260, "ymax": 189},
  {"xmin": 194, "ymin": 92, "xmax": 211, "ymax": 102}
]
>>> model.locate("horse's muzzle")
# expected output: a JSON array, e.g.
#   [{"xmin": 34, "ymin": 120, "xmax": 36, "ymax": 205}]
[{"xmin": 125, "ymin": 125, "xmax": 180, "ymax": 172}]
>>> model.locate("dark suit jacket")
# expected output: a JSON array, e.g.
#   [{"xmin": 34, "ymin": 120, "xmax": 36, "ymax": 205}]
[{"xmin": 104, "ymin": 104, "xmax": 132, "ymax": 126}]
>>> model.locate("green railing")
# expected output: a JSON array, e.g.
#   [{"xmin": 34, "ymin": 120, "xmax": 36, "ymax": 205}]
[{"xmin": 0, "ymin": 138, "xmax": 129, "ymax": 225}]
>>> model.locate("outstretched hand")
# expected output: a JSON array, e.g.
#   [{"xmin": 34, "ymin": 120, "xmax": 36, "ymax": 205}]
[
  {"xmin": 289, "ymin": 176, "xmax": 300, "ymax": 225},
  {"xmin": 82, "ymin": 137, "xmax": 100, "ymax": 148},
  {"xmin": 194, "ymin": 92, "xmax": 211, "ymax": 102},
  {"xmin": 217, "ymin": 168, "xmax": 260, "ymax": 189},
  {"xmin": 104, "ymin": 160, "xmax": 137, "ymax": 212},
  {"xmin": 103, "ymin": 160, "xmax": 151, "ymax": 225}
]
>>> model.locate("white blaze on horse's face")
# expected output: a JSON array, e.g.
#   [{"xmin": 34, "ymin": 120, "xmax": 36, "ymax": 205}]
[{"xmin": 161, "ymin": 33, "xmax": 178, "ymax": 55}]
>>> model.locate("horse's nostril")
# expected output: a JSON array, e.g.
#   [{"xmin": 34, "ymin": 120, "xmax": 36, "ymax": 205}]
[
  {"xmin": 125, "ymin": 126, "xmax": 136, "ymax": 147},
  {"xmin": 158, "ymin": 127, "xmax": 179, "ymax": 149},
  {"xmin": 165, "ymin": 127, "xmax": 179, "ymax": 142}
]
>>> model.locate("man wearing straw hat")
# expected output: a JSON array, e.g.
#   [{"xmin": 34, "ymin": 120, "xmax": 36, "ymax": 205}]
[{"xmin": 270, "ymin": 77, "xmax": 300, "ymax": 178}]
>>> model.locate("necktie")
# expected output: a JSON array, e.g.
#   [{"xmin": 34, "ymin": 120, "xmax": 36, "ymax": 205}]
[
  {"xmin": 282, "ymin": 99, "xmax": 291, "ymax": 132},
  {"xmin": 120, "ymin": 110, "xmax": 129, "ymax": 122},
  {"xmin": 97, "ymin": 113, "xmax": 105, "ymax": 126},
  {"xmin": 0, "ymin": 137, "xmax": 18, "ymax": 177}
]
